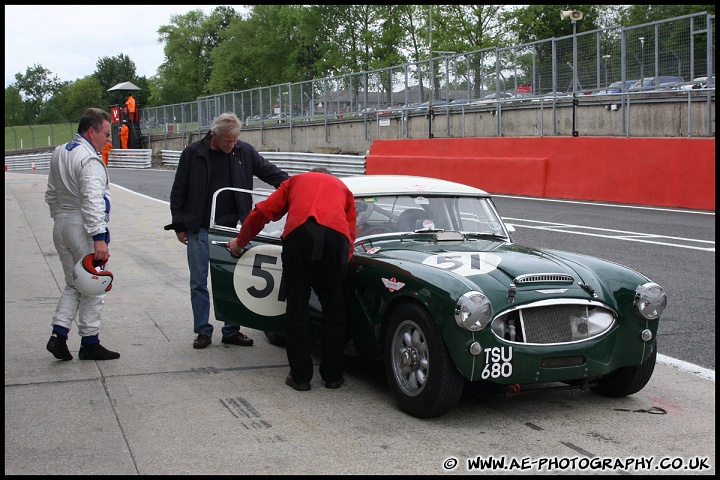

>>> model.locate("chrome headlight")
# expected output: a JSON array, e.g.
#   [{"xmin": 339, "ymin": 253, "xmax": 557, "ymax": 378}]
[
  {"xmin": 634, "ymin": 282, "xmax": 667, "ymax": 320},
  {"xmin": 454, "ymin": 291, "xmax": 492, "ymax": 331}
]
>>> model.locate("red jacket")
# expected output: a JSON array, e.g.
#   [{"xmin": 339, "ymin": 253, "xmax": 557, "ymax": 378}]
[{"xmin": 234, "ymin": 172, "xmax": 356, "ymax": 256}]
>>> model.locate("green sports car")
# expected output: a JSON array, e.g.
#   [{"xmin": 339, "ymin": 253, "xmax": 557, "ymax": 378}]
[{"xmin": 208, "ymin": 175, "xmax": 666, "ymax": 418}]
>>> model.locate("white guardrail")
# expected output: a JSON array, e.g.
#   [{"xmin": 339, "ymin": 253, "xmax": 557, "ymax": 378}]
[
  {"xmin": 5, "ymin": 149, "xmax": 152, "ymax": 171},
  {"xmin": 161, "ymin": 150, "xmax": 366, "ymax": 176},
  {"xmin": 5, "ymin": 149, "xmax": 363, "ymax": 175}
]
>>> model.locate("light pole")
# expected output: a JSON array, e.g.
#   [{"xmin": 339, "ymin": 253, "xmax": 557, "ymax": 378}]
[
  {"xmin": 639, "ymin": 37, "xmax": 645, "ymax": 88},
  {"xmin": 572, "ymin": 20, "xmax": 578, "ymax": 95},
  {"xmin": 561, "ymin": 10, "xmax": 583, "ymax": 136},
  {"xmin": 428, "ymin": 5, "xmax": 434, "ymax": 138},
  {"xmin": 602, "ymin": 54, "xmax": 611, "ymax": 87}
]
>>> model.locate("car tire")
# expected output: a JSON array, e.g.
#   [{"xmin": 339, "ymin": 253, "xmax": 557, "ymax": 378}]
[
  {"xmin": 383, "ymin": 302, "xmax": 465, "ymax": 418},
  {"xmin": 590, "ymin": 343, "xmax": 657, "ymax": 397},
  {"xmin": 264, "ymin": 331, "xmax": 286, "ymax": 347}
]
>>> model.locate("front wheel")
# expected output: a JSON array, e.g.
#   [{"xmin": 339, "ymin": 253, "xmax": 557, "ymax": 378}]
[
  {"xmin": 591, "ymin": 343, "xmax": 657, "ymax": 397},
  {"xmin": 383, "ymin": 302, "xmax": 465, "ymax": 418}
]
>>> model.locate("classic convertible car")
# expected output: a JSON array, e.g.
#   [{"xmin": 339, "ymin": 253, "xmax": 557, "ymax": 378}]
[{"xmin": 208, "ymin": 175, "xmax": 666, "ymax": 418}]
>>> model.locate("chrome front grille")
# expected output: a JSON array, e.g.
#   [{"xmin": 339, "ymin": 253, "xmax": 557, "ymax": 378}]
[{"xmin": 491, "ymin": 301, "xmax": 615, "ymax": 345}]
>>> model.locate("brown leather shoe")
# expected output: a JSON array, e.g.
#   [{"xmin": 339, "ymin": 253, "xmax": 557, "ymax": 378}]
[
  {"xmin": 193, "ymin": 333, "xmax": 212, "ymax": 349},
  {"xmin": 221, "ymin": 331, "xmax": 254, "ymax": 346}
]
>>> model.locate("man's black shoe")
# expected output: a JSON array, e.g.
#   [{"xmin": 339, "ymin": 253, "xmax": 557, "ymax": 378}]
[
  {"xmin": 285, "ymin": 373, "xmax": 311, "ymax": 391},
  {"xmin": 193, "ymin": 333, "xmax": 212, "ymax": 349},
  {"xmin": 47, "ymin": 333, "xmax": 73, "ymax": 361},
  {"xmin": 325, "ymin": 377, "xmax": 345, "ymax": 389},
  {"xmin": 78, "ymin": 343, "xmax": 120, "ymax": 360},
  {"xmin": 221, "ymin": 331, "xmax": 254, "ymax": 346}
]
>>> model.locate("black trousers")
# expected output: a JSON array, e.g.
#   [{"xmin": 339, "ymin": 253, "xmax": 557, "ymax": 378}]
[{"xmin": 281, "ymin": 219, "xmax": 350, "ymax": 383}]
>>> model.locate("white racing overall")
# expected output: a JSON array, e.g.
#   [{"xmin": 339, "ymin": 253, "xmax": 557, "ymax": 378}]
[{"xmin": 45, "ymin": 134, "xmax": 111, "ymax": 338}]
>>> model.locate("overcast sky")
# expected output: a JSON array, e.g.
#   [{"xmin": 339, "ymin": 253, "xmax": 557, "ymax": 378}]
[{"xmin": 4, "ymin": 5, "xmax": 236, "ymax": 88}]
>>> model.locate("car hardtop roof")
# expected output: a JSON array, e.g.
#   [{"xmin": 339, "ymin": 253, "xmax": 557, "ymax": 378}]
[{"xmin": 341, "ymin": 174, "xmax": 489, "ymax": 197}]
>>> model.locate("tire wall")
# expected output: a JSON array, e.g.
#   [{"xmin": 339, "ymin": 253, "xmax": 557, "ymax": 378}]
[{"xmin": 365, "ymin": 137, "xmax": 715, "ymax": 211}]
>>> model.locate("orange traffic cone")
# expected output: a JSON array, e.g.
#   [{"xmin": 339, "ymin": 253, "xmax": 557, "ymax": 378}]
[{"xmin": 31, "ymin": 159, "xmax": 36, "ymax": 170}]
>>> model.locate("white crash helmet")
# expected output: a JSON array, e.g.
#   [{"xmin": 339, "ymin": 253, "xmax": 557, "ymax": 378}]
[{"xmin": 72, "ymin": 254, "xmax": 113, "ymax": 296}]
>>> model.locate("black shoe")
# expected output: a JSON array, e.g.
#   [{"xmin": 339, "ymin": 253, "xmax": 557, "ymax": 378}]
[
  {"xmin": 221, "ymin": 332, "xmax": 254, "ymax": 346},
  {"xmin": 78, "ymin": 343, "xmax": 120, "ymax": 360},
  {"xmin": 325, "ymin": 377, "xmax": 345, "ymax": 389},
  {"xmin": 285, "ymin": 373, "xmax": 311, "ymax": 391},
  {"xmin": 193, "ymin": 333, "xmax": 212, "ymax": 349},
  {"xmin": 47, "ymin": 333, "xmax": 73, "ymax": 361}
]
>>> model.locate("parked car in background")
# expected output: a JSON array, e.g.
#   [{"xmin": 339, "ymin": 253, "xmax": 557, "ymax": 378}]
[
  {"xmin": 629, "ymin": 76, "xmax": 684, "ymax": 91},
  {"xmin": 207, "ymin": 175, "xmax": 667, "ymax": 419},
  {"xmin": 680, "ymin": 75, "xmax": 716, "ymax": 90},
  {"xmin": 471, "ymin": 92, "xmax": 515, "ymax": 104},
  {"xmin": 595, "ymin": 80, "xmax": 638, "ymax": 95},
  {"xmin": 448, "ymin": 98, "xmax": 475, "ymax": 107},
  {"xmin": 530, "ymin": 91, "xmax": 573, "ymax": 102}
]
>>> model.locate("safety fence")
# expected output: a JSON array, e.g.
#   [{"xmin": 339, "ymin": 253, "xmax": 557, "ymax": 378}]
[
  {"xmin": 139, "ymin": 12, "xmax": 715, "ymax": 140},
  {"xmin": 161, "ymin": 150, "xmax": 366, "ymax": 176},
  {"xmin": 5, "ymin": 149, "xmax": 152, "ymax": 171}
]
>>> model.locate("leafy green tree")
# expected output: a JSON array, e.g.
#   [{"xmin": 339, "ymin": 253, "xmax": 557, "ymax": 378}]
[
  {"xmin": 619, "ymin": 5, "xmax": 714, "ymax": 25},
  {"xmin": 12, "ymin": 63, "xmax": 61, "ymax": 122},
  {"xmin": 93, "ymin": 53, "xmax": 141, "ymax": 107},
  {"xmin": 430, "ymin": 5, "xmax": 510, "ymax": 98},
  {"xmin": 5, "ymin": 86, "xmax": 26, "ymax": 126},
  {"xmin": 51, "ymin": 77, "xmax": 105, "ymax": 121},
  {"xmin": 155, "ymin": 7, "xmax": 239, "ymax": 104},
  {"xmin": 208, "ymin": 5, "xmax": 308, "ymax": 93}
]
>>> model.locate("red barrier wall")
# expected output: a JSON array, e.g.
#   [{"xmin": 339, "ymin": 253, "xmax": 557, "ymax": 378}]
[{"xmin": 366, "ymin": 137, "xmax": 715, "ymax": 211}]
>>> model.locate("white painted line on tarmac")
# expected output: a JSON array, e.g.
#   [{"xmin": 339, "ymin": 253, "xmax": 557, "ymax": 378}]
[{"xmin": 658, "ymin": 354, "xmax": 715, "ymax": 382}]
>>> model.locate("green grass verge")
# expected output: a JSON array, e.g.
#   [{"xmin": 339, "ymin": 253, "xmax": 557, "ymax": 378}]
[{"xmin": 5, "ymin": 124, "xmax": 77, "ymax": 151}]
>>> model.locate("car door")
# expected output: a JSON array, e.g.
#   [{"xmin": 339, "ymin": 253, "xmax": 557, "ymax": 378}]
[{"xmin": 208, "ymin": 187, "xmax": 288, "ymax": 335}]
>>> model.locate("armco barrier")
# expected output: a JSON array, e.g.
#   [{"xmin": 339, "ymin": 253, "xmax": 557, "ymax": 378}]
[
  {"xmin": 4, "ymin": 152, "xmax": 52, "ymax": 171},
  {"xmin": 107, "ymin": 149, "xmax": 152, "ymax": 168},
  {"xmin": 161, "ymin": 150, "xmax": 181, "ymax": 166},
  {"xmin": 261, "ymin": 152, "xmax": 365, "ymax": 176},
  {"xmin": 161, "ymin": 150, "xmax": 365, "ymax": 176},
  {"xmin": 5, "ymin": 149, "xmax": 152, "ymax": 170},
  {"xmin": 366, "ymin": 137, "xmax": 715, "ymax": 211}
]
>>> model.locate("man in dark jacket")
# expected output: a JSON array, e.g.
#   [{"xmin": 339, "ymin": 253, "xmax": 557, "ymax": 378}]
[{"xmin": 165, "ymin": 112, "xmax": 288, "ymax": 349}]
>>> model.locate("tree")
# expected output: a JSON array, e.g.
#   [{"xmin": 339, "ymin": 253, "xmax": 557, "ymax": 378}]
[
  {"xmin": 51, "ymin": 77, "xmax": 105, "ymax": 121},
  {"xmin": 155, "ymin": 7, "xmax": 239, "ymax": 104},
  {"xmin": 93, "ymin": 53, "xmax": 141, "ymax": 107},
  {"xmin": 619, "ymin": 5, "xmax": 714, "ymax": 26},
  {"xmin": 4, "ymin": 86, "xmax": 26, "ymax": 126},
  {"xmin": 13, "ymin": 64, "xmax": 61, "ymax": 121}
]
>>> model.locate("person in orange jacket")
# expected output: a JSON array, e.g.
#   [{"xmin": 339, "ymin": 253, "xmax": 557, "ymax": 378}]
[
  {"xmin": 126, "ymin": 93, "xmax": 137, "ymax": 122},
  {"xmin": 120, "ymin": 122, "xmax": 129, "ymax": 149},
  {"xmin": 101, "ymin": 140, "xmax": 113, "ymax": 165}
]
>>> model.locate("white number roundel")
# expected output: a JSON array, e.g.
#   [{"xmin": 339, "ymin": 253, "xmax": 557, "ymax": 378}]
[
  {"xmin": 421, "ymin": 252, "xmax": 501, "ymax": 276},
  {"xmin": 233, "ymin": 244, "xmax": 286, "ymax": 317}
]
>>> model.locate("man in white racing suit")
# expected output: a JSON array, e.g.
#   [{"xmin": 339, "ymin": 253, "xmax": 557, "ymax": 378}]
[{"xmin": 44, "ymin": 108, "xmax": 120, "ymax": 361}]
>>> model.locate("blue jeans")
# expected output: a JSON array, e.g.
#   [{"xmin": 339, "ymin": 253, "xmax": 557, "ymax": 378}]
[{"xmin": 187, "ymin": 228, "xmax": 239, "ymax": 338}]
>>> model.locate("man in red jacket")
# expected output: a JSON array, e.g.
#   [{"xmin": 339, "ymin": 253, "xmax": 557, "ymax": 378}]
[{"xmin": 229, "ymin": 168, "xmax": 356, "ymax": 391}]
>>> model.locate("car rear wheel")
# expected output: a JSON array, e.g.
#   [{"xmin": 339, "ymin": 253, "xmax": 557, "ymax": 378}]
[
  {"xmin": 383, "ymin": 303, "xmax": 465, "ymax": 418},
  {"xmin": 591, "ymin": 343, "xmax": 657, "ymax": 397}
]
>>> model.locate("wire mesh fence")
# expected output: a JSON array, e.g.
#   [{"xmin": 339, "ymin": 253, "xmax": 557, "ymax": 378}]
[{"xmin": 5, "ymin": 12, "xmax": 715, "ymax": 150}]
